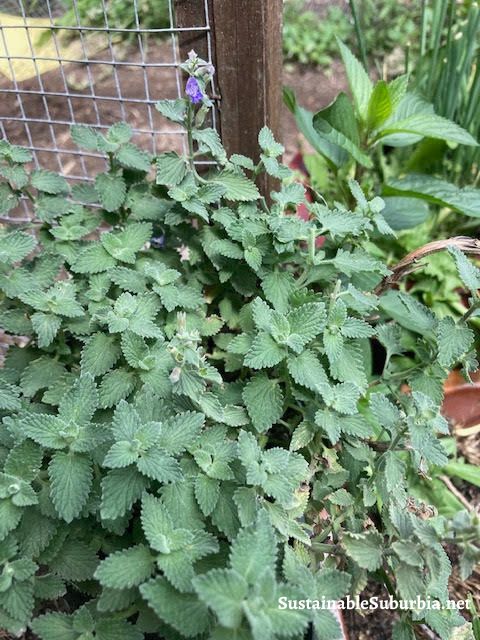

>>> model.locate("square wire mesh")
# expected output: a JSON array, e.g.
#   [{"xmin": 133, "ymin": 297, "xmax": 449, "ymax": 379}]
[{"xmin": 0, "ymin": 0, "xmax": 218, "ymax": 219}]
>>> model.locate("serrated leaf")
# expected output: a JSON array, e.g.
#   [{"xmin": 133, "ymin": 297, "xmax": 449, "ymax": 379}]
[
  {"xmin": 140, "ymin": 577, "xmax": 210, "ymax": 637},
  {"xmin": 194, "ymin": 475, "xmax": 220, "ymax": 516},
  {"xmin": 81, "ymin": 333, "xmax": 121, "ymax": 376},
  {"xmin": 242, "ymin": 373, "xmax": 284, "ymax": 432},
  {"xmin": 116, "ymin": 143, "xmax": 152, "ymax": 172},
  {"xmin": 31, "ymin": 170, "xmax": 69, "ymax": 195},
  {"xmin": 95, "ymin": 173, "xmax": 126, "ymax": 212},
  {"xmin": 0, "ymin": 231, "xmax": 36, "ymax": 264},
  {"xmin": 436, "ymin": 317, "xmax": 474, "ymax": 367},
  {"xmin": 71, "ymin": 124, "xmax": 100, "ymax": 151},
  {"xmin": 211, "ymin": 171, "xmax": 260, "ymax": 201},
  {"xmin": 101, "ymin": 222, "xmax": 152, "ymax": 264},
  {"xmin": 31, "ymin": 612, "xmax": 76, "ymax": 640},
  {"xmin": 244, "ymin": 332, "xmax": 285, "ymax": 369},
  {"xmin": 95, "ymin": 544, "xmax": 154, "ymax": 588},
  {"xmin": 156, "ymin": 152, "xmax": 188, "ymax": 186},
  {"xmin": 100, "ymin": 467, "xmax": 148, "ymax": 520},
  {"xmin": 342, "ymin": 531, "xmax": 383, "ymax": 570},
  {"xmin": 193, "ymin": 568, "xmax": 247, "ymax": 628},
  {"xmin": 48, "ymin": 452, "xmax": 92, "ymax": 522}
]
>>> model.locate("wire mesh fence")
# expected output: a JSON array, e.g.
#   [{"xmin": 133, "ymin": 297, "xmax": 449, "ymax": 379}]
[{"xmin": 0, "ymin": 0, "xmax": 218, "ymax": 218}]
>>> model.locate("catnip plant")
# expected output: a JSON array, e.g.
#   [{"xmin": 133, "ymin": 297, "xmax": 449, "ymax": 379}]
[{"xmin": 0, "ymin": 50, "xmax": 478, "ymax": 640}]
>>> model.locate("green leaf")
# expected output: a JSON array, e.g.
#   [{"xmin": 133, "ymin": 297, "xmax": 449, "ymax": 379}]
[
  {"xmin": 137, "ymin": 448, "xmax": 182, "ymax": 483},
  {"xmin": 367, "ymin": 80, "xmax": 392, "ymax": 130},
  {"xmin": 380, "ymin": 290, "xmax": 435, "ymax": 334},
  {"xmin": 337, "ymin": 39, "xmax": 373, "ymax": 120},
  {"xmin": 81, "ymin": 333, "xmax": 121, "ymax": 376},
  {"xmin": 313, "ymin": 115, "xmax": 373, "ymax": 168},
  {"xmin": 156, "ymin": 152, "xmax": 188, "ymax": 186},
  {"xmin": 31, "ymin": 312, "xmax": 62, "ymax": 348},
  {"xmin": 210, "ymin": 171, "xmax": 260, "ymax": 201},
  {"xmin": 106, "ymin": 122, "xmax": 133, "ymax": 145},
  {"xmin": 242, "ymin": 373, "xmax": 284, "ymax": 432},
  {"xmin": 95, "ymin": 544, "xmax": 154, "ymax": 588},
  {"xmin": 72, "ymin": 244, "xmax": 117, "ymax": 274},
  {"xmin": 48, "ymin": 539, "xmax": 98, "ymax": 580},
  {"xmin": 193, "ymin": 128, "xmax": 227, "ymax": 163},
  {"xmin": 342, "ymin": 531, "xmax": 383, "ymax": 570},
  {"xmin": 443, "ymin": 461, "xmax": 480, "ymax": 488},
  {"xmin": 230, "ymin": 513, "xmax": 277, "ymax": 583},
  {"xmin": 48, "ymin": 451, "xmax": 93, "ymax": 522},
  {"xmin": 193, "ymin": 568, "xmax": 247, "ymax": 628},
  {"xmin": 436, "ymin": 317, "xmax": 474, "ymax": 367},
  {"xmin": 140, "ymin": 577, "xmax": 210, "ymax": 637},
  {"xmin": 378, "ymin": 112, "xmax": 478, "ymax": 147},
  {"xmin": 116, "ymin": 143, "xmax": 152, "ymax": 172},
  {"xmin": 0, "ymin": 380, "xmax": 21, "ymax": 411},
  {"xmin": 194, "ymin": 475, "xmax": 220, "ymax": 516},
  {"xmin": 314, "ymin": 91, "xmax": 360, "ymax": 146},
  {"xmin": 95, "ymin": 173, "xmax": 127, "ymax": 212},
  {"xmin": 244, "ymin": 332, "xmax": 285, "ymax": 369},
  {"xmin": 99, "ymin": 369, "xmax": 136, "ymax": 408},
  {"xmin": 71, "ymin": 124, "xmax": 100, "ymax": 151},
  {"xmin": 261, "ymin": 271, "xmax": 296, "ymax": 313},
  {"xmin": 155, "ymin": 98, "xmax": 187, "ymax": 124},
  {"xmin": 31, "ymin": 170, "xmax": 69, "ymax": 195},
  {"xmin": 449, "ymin": 247, "xmax": 480, "ymax": 294},
  {"xmin": 31, "ymin": 612, "xmax": 76, "ymax": 640},
  {"xmin": 101, "ymin": 222, "xmax": 152, "ymax": 264},
  {"xmin": 100, "ymin": 467, "xmax": 148, "ymax": 520},
  {"xmin": 386, "ymin": 174, "xmax": 480, "ymax": 218},
  {"xmin": 0, "ymin": 231, "xmax": 36, "ymax": 264},
  {"xmin": 381, "ymin": 196, "xmax": 429, "ymax": 230},
  {"xmin": 283, "ymin": 87, "xmax": 348, "ymax": 168}
]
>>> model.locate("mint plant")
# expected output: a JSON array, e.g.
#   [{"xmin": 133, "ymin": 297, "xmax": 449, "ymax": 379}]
[{"xmin": 0, "ymin": 51, "xmax": 478, "ymax": 640}]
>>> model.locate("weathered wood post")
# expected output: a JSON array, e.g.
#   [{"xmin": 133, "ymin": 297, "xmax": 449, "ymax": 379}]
[{"xmin": 174, "ymin": 0, "xmax": 283, "ymax": 196}]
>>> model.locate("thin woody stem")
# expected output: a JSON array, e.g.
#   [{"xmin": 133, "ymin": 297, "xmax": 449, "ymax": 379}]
[{"xmin": 374, "ymin": 236, "xmax": 480, "ymax": 296}]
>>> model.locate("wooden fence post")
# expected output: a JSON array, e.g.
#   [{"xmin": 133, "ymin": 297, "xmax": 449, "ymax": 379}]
[{"xmin": 174, "ymin": 0, "xmax": 283, "ymax": 196}]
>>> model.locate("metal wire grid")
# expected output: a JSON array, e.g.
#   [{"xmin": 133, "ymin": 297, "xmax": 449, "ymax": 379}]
[{"xmin": 0, "ymin": 0, "xmax": 218, "ymax": 219}]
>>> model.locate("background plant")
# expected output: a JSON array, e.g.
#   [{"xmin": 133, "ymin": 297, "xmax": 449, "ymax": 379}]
[
  {"xmin": 283, "ymin": 0, "xmax": 420, "ymax": 69},
  {"xmin": 0, "ymin": 52, "xmax": 478, "ymax": 640}
]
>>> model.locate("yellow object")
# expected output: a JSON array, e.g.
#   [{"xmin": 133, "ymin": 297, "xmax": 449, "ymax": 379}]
[{"xmin": 0, "ymin": 13, "xmax": 83, "ymax": 82}]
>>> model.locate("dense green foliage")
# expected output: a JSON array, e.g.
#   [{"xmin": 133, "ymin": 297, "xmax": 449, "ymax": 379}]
[
  {"xmin": 0, "ymin": 52, "xmax": 479, "ymax": 640},
  {"xmin": 283, "ymin": 0, "xmax": 419, "ymax": 69},
  {"xmin": 285, "ymin": 39, "xmax": 480, "ymax": 321},
  {"xmin": 58, "ymin": 0, "xmax": 169, "ymax": 42}
]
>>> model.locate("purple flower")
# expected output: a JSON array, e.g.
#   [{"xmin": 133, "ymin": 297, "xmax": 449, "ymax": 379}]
[{"xmin": 185, "ymin": 77, "xmax": 204, "ymax": 104}]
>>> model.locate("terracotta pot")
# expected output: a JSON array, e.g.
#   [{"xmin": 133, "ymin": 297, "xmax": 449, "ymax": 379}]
[{"xmin": 442, "ymin": 370, "xmax": 480, "ymax": 428}]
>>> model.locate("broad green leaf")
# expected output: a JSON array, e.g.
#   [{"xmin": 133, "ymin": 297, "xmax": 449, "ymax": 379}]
[
  {"xmin": 337, "ymin": 39, "xmax": 373, "ymax": 120},
  {"xmin": 381, "ymin": 196, "xmax": 429, "ymax": 230},
  {"xmin": 386, "ymin": 174, "xmax": 480, "ymax": 218},
  {"xmin": 367, "ymin": 80, "xmax": 392, "ymax": 130},
  {"xmin": 283, "ymin": 87, "xmax": 348, "ymax": 168}
]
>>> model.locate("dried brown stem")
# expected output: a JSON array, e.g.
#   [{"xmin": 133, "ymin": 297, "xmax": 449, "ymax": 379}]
[{"xmin": 374, "ymin": 236, "xmax": 480, "ymax": 296}]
